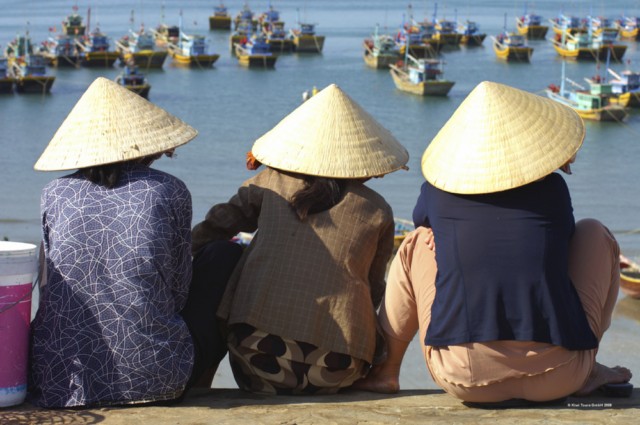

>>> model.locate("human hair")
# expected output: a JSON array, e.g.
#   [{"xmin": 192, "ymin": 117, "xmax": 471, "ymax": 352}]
[
  {"xmin": 291, "ymin": 175, "xmax": 346, "ymax": 221},
  {"xmin": 81, "ymin": 162, "xmax": 125, "ymax": 189}
]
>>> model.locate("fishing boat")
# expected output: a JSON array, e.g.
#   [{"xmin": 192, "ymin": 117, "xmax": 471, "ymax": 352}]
[
  {"xmin": 79, "ymin": 28, "xmax": 120, "ymax": 68},
  {"xmin": 515, "ymin": 10, "xmax": 549, "ymax": 39},
  {"xmin": 545, "ymin": 62, "xmax": 627, "ymax": 122},
  {"xmin": 259, "ymin": 2, "xmax": 283, "ymax": 27},
  {"xmin": 607, "ymin": 68, "xmax": 640, "ymax": 107},
  {"xmin": 12, "ymin": 53, "xmax": 55, "ymax": 94},
  {"xmin": 116, "ymin": 26, "xmax": 168, "ymax": 69},
  {"xmin": 4, "ymin": 33, "xmax": 55, "ymax": 94},
  {"xmin": 234, "ymin": 2, "xmax": 259, "ymax": 32},
  {"xmin": 363, "ymin": 26, "xmax": 400, "ymax": 69},
  {"xmin": 458, "ymin": 20, "xmax": 486, "ymax": 46},
  {"xmin": 620, "ymin": 255, "xmax": 640, "ymax": 299},
  {"xmin": 587, "ymin": 16, "xmax": 619, "ymax": 37},
  {"xmin": 42, "ymin": 35, "xmax": 83, "ymax": 67},
  {"xmin": 549, "ymin": 14, "xmax": 586, "ymax": 35},
  {"xmin": 289, "ymin": 22, "xmax": 325, "ymax": 53},
  {"xmin": 492, "ymin": 31, "xmax": 533, "ymax": 61},
  {"xmin": 168, "ymin": 31, "xmax": 219, "ymax": 68},
  {"xmin": 389, "ymin": 54, "xmax": 454, "ymax": 96},
  {"xmin": 209, "ymin": 2, "xmax": 232, "ymax": 30},
  {"xmin": 616, "ymin": 16, "xmax": 640, "ymax": 40},
  {"xmin": 61, "ymin": 5, "xmax": 86, "ymax": 36},
  {"xmin": 551, "ymin": 30, "xmax": 627, "ymax": 61},
  {"xmin": 262, "ymin": 21, "xmax": 293, "ymax": 53},
  {"xmin": 431, "ymin": 3, "xmax": 461, "ymax": 47},
  {"xmin": 234, "ymin": 34, "xmax": 277, "ymax": 68},
  {"xmin": 229, "ymin": 20, "xmax": 253, "ymax": 53},
  {"xmin": 396, "ymin": 25, "xmax": 440, "ymax": 60},
  {"xmin": 115, "ymin": 64, "xmax": 150, "ymax": 98},
  {"xmin": 0, "ymin": 56, "xmax": 16, "ymax": 94}
]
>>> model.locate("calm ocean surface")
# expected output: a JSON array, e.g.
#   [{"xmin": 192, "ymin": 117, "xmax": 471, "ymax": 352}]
[{"xmin": 1, "ymin": 1, "xmax": 639, "ymax": 390}]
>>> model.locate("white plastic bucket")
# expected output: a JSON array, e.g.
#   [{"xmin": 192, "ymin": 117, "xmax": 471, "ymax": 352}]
[{"xmin": 0, "ymin": 241, "xmax": 37, "ymax": 407}]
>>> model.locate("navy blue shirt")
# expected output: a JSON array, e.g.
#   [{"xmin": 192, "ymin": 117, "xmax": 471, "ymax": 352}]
[{"xmin": 413, "ymin": 173, "xmax": 598, "ymax": 351}]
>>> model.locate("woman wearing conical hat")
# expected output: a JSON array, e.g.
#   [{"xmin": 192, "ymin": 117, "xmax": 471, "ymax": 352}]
[
  {"xmin": 354, "ymin": 82, "xmax": 632, "ymax": 403},
  {"xmin": 192, "ymin": 84, "xmax": 409, "ymax": 394},
  {"xmin": 30, "ymin": 78, "xmax": 242, "ymax": 408}
]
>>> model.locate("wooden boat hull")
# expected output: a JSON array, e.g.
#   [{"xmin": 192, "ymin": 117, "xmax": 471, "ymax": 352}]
[
  {"xmin": 460, "ymin": 33, "xmax": 486, "ymax": 46},
  {"xmin": 15, "ymin": 76, "xmax": 55, "ymax": 94},
  {"xmin": 552, "ymin": 43, "xmax": 627, "ymax": 61},
  {"xmin": 493, "ymin": 42, "xmax": 533, "ymax": 61},
  {"xmin": 620, "ymin": 258, "xmax": 640, "ymax": 299},
  {"xmin": 363, "ymin": 51, "xmax": 399, "ymax": 69},
  {"xmin": 170, "ymin": 51, "xmax": 219, "ymax": 67},
  {"xmin": 516, "ymin": 24, "xmax": 549, "ymax": 39},
  {"xmin": 81, "ymin": 51, "xmax": 120, "ymax": 68},
  {"xmin": 293, "ymin": 35, "xmax": 325, "ymax": 53},
  {"xmin": 54, "ymin": 54, "xmax": 82, "ymax": 68},
  {"xmin": 124, "ymin": 84, "xmax": 151, "ymax": 99},
  {"xmin": 0, "ymin": 77, "xmax": 15, "ymax": 93},
  {"xmin": 389, "ymin": 65, "xmax": 454, "ymax": 96},
  {"xmin": 266, "ymin": 39, "xmax": 294, "ymax": 53},
  {"xmin": 399, "ymin": 44, "xmax": 439, "ymax": 59},
  {"xmin": 209, "ymin": 16, "xmax": 232, "ymax": 30},
  {"xmin": 619, "ymin": 28, "xmax": 640, "ymax": 40},
  {"xmin": 124, "ymin": 50, "xmax": 168, "ymax": 69},
  {"xmin": 434, "ymin": 33, "xmax": 462, "ymax": 46},
  {"xmin": 237, "ymin": 54, "xmax": 277, "ymax": 68},
  {"xmin": 546, "ymin": 89, "xmax": 628, "ymax": 121}
]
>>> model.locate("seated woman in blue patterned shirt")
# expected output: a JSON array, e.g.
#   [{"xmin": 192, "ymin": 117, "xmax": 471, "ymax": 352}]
[{"xmin": 29, "ymin": 77, "xmax": 241, "ymax": 408}]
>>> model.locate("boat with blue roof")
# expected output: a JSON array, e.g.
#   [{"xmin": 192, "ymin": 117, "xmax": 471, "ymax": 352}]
[
  {"xmin": 117, "ymin": 25, "xmax": 168, "ymax": 69},
  {"xmin": 115, "ymin": 64, "xmax": 151, "ymax": 98},
  {"xmin": 209, "ymin": 2, "xmax": 232, "ymax": 30},
  {"xmin": 515, "ymin": 4, "xmax": 548, "ymax": 39},
  {"xmin": 234, "ymin": 33, "xmax": 277, "ymax": 68}
]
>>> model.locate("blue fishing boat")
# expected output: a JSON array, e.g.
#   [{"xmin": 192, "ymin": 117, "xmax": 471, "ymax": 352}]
[
  {"xmin": 515, "ymin": 3, "xmax": 548, "ymax": 39},
  {"xmin": 289, "ymin": 22, "xmax": 325, "ymax": 53},
  {"xmin": 458, "ymin": 20, "xmax": 486, "ymax": 46},
  {"xmin": 115, "ymin": 64, "xmax": 150, "ymax": 98},
  {"xmin": 262, "ymin": 21, "xmax": 293, "ymax": 53},
  {"xmin": 117, "ymin": 26, "xmax": 168, "ymax": 69},
  {"xmin": 234, "ymin": 33, "xmax": 277, "ymax": 68},
  {"xmin": 5, "ymin": 33, "xmax": 55, "ymax": 93},
  {"xmin": 80, "ymin": 28, "xmax": 120, "ymax": 68},
  {"xmin": 607, "ymin": 68, "xmax": 640, "ymax": 107},
  {"xmin": 209, "ymin": 2, "xmax": 232, "ymax": 30},
  {"xmin": 234, "ymin": 2, "xmax": 259, "ymax": 31}
]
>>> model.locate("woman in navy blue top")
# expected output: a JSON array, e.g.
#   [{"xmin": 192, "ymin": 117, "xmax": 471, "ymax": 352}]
[{"xmin": 355, "ymin": 82, "xmax": 632, "ymax": 403}]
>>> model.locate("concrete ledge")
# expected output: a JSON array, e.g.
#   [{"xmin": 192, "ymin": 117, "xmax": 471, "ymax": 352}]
[{"xmin": 2, "ymin": 388, "xmax": 638, "ymax": 424}]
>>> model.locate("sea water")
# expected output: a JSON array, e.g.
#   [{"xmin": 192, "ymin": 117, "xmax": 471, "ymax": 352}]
[{"xmin": 0, "ymin": 0, "xmax": 639, "ymax": 390}]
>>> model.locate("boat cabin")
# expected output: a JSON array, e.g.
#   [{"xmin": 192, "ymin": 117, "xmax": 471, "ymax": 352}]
[
  {"xmin": 409, "ymin": 59, "xmax": 442, "ymax": 83},
  {"xmin": 24, "ymin": 54, "xmax": 48, "ymax": 76},
  {"xmin": 436, "ymin": 20, "xmax": 457, "ymax": 34},
  {"xmin": 461, "ymin": 21, "xmax": 480, "ymax": 35},
  {"xmin": 522, "ymin": 14, "xmax": 543, "ymax": 26},
  {"xmin": 214, "ymin": 5, "xmax": 229, "ymax": 17},
  {"xmin": 133, "ymin": 31, "xmax": 155, "ymax": 51},
  {"xmin": 89, "ymin": 31, "xmax": 110, "ymax": 52},
  {"xmin": 185, "ymin": 35, "xmax": 208, "ymax": 56},
  {"xmin": 611, "ymin": 70, "xmax": 640, "ymax": 94},
  {"xmin": 299, "ymin": 23, "xmax": 316, "ymax": 35}
]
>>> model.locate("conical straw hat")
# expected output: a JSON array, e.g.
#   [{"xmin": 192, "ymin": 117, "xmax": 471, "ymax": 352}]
[
  {"xmin": 422, "ymin": 81, "xmax": 585, "ymax": 194},
  {"xmin": 34, "ymin": 77, "xmax": 198, "ymax": 171},
  {"xmin": 251, "ymin": 84, "xmax": 409, "ymax": 178}
]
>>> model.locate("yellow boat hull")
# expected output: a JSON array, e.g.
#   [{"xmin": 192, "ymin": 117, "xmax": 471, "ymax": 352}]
[
  {"xmin": 389, "ymin": 65, "xmax": 454, "ymax": 96},
  {"xmin": 124, "ymin": 50, "xmax": 168, "ymax": 69},
  {"xmin": 293, "ymin": 35, "xmax": 325, "ymax": 53},
  {"xmin": 516, "ymin": 24, "xmax": 549, "ymax": 39},
  {"xmin": 493, "ymin": 43, "xmax": 533, "ymax": 61},
  {"xmin": 169, "ymin": 51, "xmax": 219, "ymax": 67},
  {"xmin": 552, "ymin": 42, "xmax": 627, "ymax": 61}
]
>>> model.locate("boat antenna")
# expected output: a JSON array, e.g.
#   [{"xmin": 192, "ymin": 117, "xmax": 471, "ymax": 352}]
[{"xmin": 433, "ymin": 2, "xmax": 438, "ymax": 24}]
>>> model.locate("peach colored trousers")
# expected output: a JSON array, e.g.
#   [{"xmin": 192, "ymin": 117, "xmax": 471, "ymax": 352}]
[{"xmin": 381, "ymin": 219, "xmax": 620, "ymax": 402}]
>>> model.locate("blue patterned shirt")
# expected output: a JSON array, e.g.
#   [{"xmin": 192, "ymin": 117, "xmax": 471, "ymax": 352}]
[{"xmin": 30, "ymin": 164, "xmax": 194, "ymax": 408}]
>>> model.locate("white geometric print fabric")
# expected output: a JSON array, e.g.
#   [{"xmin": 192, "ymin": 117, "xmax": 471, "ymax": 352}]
[{"xmin": 30, "ymin": 164, "xmax": 194, "ymax": 408}]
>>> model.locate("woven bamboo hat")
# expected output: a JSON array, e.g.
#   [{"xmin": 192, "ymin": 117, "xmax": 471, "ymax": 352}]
[
  {"xmin": 34, "ymin": 77, "xmax": 198, "ymax": 171},
  {"xmin": 422, "ymin": 81, "xmax": 585, "ymax": 194},
  {"xmin": 251, "ymin": 84, "xmax": 409, "ymax": 178}
]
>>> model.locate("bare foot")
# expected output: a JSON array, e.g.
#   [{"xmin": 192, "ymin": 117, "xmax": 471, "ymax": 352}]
[
  {"xmin": 574, "ymin": 362, "xmax": 633, "ymax": 396},
  {"xmin": 350, "ymin": 365, "xmax": 400, "ymax": 394}
]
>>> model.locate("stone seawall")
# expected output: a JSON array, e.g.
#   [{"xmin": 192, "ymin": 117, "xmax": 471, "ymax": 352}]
[{"xmin": 2, "ymin": 388, "xmax": 638, "ymax": 424}]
